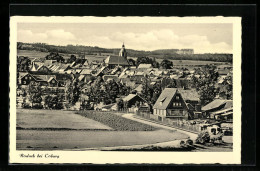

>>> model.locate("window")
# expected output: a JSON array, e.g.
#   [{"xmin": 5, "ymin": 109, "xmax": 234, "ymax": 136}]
[{"xmin": 176, "ymin": 96, "xmax": 179, "ymax": 100}]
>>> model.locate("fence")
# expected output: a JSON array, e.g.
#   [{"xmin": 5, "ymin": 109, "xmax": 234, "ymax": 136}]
[{"xmin": 136, "ymin": 111, "xmax": 200, "ymax": 133}]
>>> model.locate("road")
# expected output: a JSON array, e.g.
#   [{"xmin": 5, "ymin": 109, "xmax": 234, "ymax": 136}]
[
  {"xmin": 122, "ymin": 114, "xmax": 198, "ymax": 140},
  {"xmin": 121, "ymin": 114, "xmax": 233, "ymax": 152}
]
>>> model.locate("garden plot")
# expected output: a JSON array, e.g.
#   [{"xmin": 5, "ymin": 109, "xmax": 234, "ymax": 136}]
[{"xmin": 77, "ymin": 111, "xmax": 157, "ymax": 131}]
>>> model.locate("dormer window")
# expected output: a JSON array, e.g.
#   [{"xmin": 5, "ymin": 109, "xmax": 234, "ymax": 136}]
[
  {"xmin": 160, "ymin": 97, "xmax": 166, "ymax": 105},
  {"xmin": 176, "ymin": 96, "xmax": 179, "ymax": 100}
]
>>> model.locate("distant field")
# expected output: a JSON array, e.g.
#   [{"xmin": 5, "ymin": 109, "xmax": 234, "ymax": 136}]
[
  {"xmin": 17, "ymin": 50, "xmax": 230, "ymax": 66},
  {"xmin": 127, "ymin": 57, "xmax": 229, "ymax": 66},
  {"xmin": 17, "ymin": 50, "xmax": 76, "ymax": 59},
  {"xmin": 17, "ymin": 109, "xmax": 112, "ymax": 130},
  {"xmin": 17, "ymin": 50, "xmax": 49, "ymax": 59},
  {"xmin": 157, "ymin": 59, "xmax": 227, "ymax": 66}
]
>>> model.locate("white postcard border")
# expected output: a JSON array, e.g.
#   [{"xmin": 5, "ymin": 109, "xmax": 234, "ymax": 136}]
[{"xmin": 9, "ymin": 16, "xmax": 241, "ymax": 164}]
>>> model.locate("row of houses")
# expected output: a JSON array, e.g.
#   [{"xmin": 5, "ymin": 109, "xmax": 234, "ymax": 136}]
[{"xmin": 17, "ymin": 43, "xmax": 233, "ymax": 124}]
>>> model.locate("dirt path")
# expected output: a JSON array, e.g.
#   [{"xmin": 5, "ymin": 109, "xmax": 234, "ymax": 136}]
[{"xmin": 122, "ymin": 114, "xmax": 198, "ymax": 140}]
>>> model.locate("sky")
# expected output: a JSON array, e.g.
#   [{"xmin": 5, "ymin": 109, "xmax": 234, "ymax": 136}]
[{"xmin": 17, "ymin": 23, "xmax": 233, "ymax": 54}]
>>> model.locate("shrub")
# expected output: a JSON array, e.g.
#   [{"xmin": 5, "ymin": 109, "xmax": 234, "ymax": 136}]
[
  {"xmin": 180, "ymin": 140, "xmax": 186, "ymax": 147},
  {"xmin": 186, "ymin": 139, "xmax": 193, "ymax": 146},
  {"xmin": 32, "ymin": 104, "xmax": 43, "ymax": 109},
  {"xmin": 195, "ymin": 131, "xmax": 210, "ymax": 144},
  {"xmin": 22, "ymin": 103, "xmax": 31, "ymax": 109}
]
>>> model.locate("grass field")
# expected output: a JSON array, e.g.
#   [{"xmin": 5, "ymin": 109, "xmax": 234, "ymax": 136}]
[
  {"xmin": 17, "ymin": 129, "xmax": 188, "ymax": 150},
  {"xmin": 17, "ymin": 109, "xmax": 112, "ymax": 130},
  {"xmin": 16, "ymin": 109, "xmax": 189, "ymax": 150}
]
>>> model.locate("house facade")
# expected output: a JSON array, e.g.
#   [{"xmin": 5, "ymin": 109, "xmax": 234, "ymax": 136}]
[
  {"xmin": 19, "ymin": 73, "xmax": 37, "ymax": 85},
  {"xmin": 153, "ymin": 88, "xmax": 200, "ymax": 121}
]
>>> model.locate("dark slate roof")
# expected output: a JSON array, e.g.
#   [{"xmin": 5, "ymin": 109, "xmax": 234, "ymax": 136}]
[
  {"xmin": 202, "ymin": 99, "xmax": 233, "ymax": 111},
  {"xmin": 177, "ymin": 89, "xmax": 200, "ymax": 101},
  {"xmin": 153, "ymin": 88, "xmax": 199, "ymax": 110},
  {"xmin": 122, "ymin": 94, "xmax": 138, "ymax": 102},
  {"xmin": 104, "ymin": 55, "xmax": 129, "ymax": 66}
]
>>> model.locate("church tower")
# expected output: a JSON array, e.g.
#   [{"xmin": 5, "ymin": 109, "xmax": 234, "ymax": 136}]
[{"xmin": 119, "ymin": 43, "xmax": 127, "ymax": 59}]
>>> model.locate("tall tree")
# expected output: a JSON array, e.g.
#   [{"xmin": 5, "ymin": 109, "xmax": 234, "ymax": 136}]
[
  {"xmin": 218, "ymin": 74, "xmax": 233, "ymax": 100},
  {"xmin": 191, "ymin": 65, "xmax": 219, "ymax": 105},
  {"xmin": 45, "ymin": 52, "xmax": 65, "ymax": 63},
  {"xmin": 65, "ymin": 77, "xmax": 81, "ymax": 106},
  {"xmin": 160, "ymin": 59, "xmax": 173, "ymax": 69},
  {"xmin": 28, "ymin": 82, "xmax": 43, "ymax": 108},
  {"xmin": 136, "ymin": 56, "xmax": 159, "ymax": 68}
]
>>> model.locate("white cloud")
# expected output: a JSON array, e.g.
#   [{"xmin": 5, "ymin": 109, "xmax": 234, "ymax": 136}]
[
  {"xmin": 17, "ymin": 29, "xmax": 76, "ymax": 46},
  {"xmin": 45, "ymin": 29, "xmax": 76, "ymax": 40},
  {"xmin": 18, "ymin": 28, "xmax": 232, "ymax": 53}
]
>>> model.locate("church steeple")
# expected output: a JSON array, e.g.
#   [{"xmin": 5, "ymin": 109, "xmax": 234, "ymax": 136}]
[{"xmin": 119, "ymin": 43, "xmax": 127, "ymax": 58}]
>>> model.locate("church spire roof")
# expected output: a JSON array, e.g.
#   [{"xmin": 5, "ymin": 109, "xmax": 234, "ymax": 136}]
[{"xmin": 119, "ymin": 43, "xmax": 127, "ymax": 58}]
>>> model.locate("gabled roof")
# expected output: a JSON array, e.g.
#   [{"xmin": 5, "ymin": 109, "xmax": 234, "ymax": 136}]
[
  {"xmin": 48, "ymin": 64, "xmax": 60, "ymax": 72},
  {"xmin": 18, "ymin": 72, "xmax": 29, "ymax": 79},
  {"xmin": 217, "ymin": 69, "xmax": 230, "ymax": 75},
  {"xmin": 94, "ymin": 66, "xmax": 107, "ymax": 76},
  {"xmin": 153, "ymin": 88, "xmax": 177, "ymax": 110},
  {"xmin": 80, "ymin": 69, "xmax": 92, "ymax": 75},
  {"xmin": 59, "ymin": 64, "xmax": 71, "ymax": 71},
  {"xmin": 83, "ymin": 60, "xmax": 89, "ymax": 66},
  {"xmin": 104, "ymin": 55, "xmax": 129, "ymax": 66},
  {"xmin": 136, "ymin": 71, "xmax": 144, "ymax": 76},
  {"xmin": 78, "ymin": 75, "xmax": 85, "ymax": 81},
  {"xmin": 153, "ymin": 88, "xmax": 199, "ymax": 110},
  {"xmin": 102, "ymin": 75, "xmax": 119, "ymax": 81},
  {"xmin": 138, "ymin": 64, "xmax": 152, "ymax": 69},
  {"xmin": 32, "ymin": 75, "xmax": 57, "ymax": 82},
  {"xmin": 201, "ymin": 99, "xmax": 233, "ymax": 111},
  {"xmin": 44, "ymin": 60, "xmax": 57, "ymax": 66},
  {"xmin": 122, "ymin": 94, "xmax": 145, "ymax": 102},
  {"xmin": 177, "ymin": 89, "xmax": 200, "ymax": 101},
  {"xmin": 134, "ymin": 84, "xmax": 143, "ymax": 92}
]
